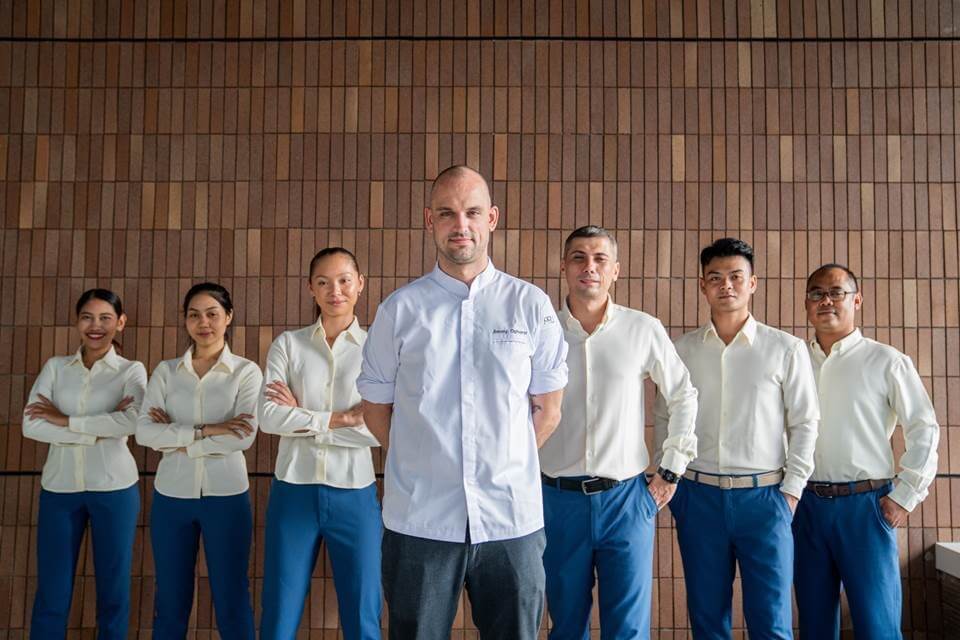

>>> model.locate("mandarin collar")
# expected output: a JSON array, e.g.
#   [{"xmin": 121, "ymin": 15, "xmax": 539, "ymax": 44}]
[{"xmin": 428, "ymin": 259, "xmax": 498, "ymax": 299}]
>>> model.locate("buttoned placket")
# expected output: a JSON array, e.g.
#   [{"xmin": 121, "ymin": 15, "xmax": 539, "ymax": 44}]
[
  {"xmin": 313, "ymin": 334, "xmax": 337, "ymax": 484},
  {"xmin": 187, "ymin": 363, "xmax": 207, "ymax": 498},
  {"xmin": 717, "ymin": 335, "xmax": 730, "ymax": 474},
  {"xmin": 74, "ymin": 360, "xmax": 94, "ymax": 489},
  {"xmin": 570, "ymin": 307, "xmax": 608, "ymax": 475},
  {"xmin": 582, "ymin": 330, "xmax": 594, "ymax": 471},
  {"xmin": 460, "ymin": 295, "xmax": 479, "ymax": 541}
]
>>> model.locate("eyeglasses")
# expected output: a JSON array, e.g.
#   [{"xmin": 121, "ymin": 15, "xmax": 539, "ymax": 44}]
[{"xmin": 805, "ymin": 288, "xmax": 857, "ymax": 302}]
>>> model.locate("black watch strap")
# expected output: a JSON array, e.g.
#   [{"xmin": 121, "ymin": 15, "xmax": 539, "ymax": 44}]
[{"xmin": 657, "ymin": 466, "xmax": 681, "ymax": 484}]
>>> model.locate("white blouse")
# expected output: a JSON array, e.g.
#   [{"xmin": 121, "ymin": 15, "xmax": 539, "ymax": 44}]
[
  {"xmin": 136, "ymin": 344, "xmax": 262, "ymax": 499},
  {"xmin": 22, "ymin": 347, "xmax": 146, "ymax": 493},
  {"xmin": 258, "ymin": 318, "xmax": 379, "ymax": 488}
]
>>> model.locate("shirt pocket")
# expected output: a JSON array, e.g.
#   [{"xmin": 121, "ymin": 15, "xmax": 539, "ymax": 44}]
[
  {"xmin": 487, "ymin": 333, "xmax": 534, "ymax": 390},
  {"xmin": 489, "ymin": 332, "xmax": 533, "ymax": 364}
]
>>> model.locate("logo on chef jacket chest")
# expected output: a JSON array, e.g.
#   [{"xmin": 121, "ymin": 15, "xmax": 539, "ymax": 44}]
[{"xmin": 492, "ymin": 327, "xmax": 529, "ymax": 345}]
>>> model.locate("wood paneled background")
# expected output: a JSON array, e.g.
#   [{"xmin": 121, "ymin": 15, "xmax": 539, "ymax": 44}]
[{"xmin": 1, "ymin": 0, "xmax": 959, "ymax": 637}]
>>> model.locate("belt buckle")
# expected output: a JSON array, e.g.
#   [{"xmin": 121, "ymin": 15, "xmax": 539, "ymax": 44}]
[
  {"xmin": 718, "ymin": 476, "xmax": 735, "ymax": 490},
  {"xmin": 581, "ymin": 478, "xmax": 605, "ymax": 495},
  {"xmin": 811, "ymin": 483, "xmax": 834, "ymax": 498}
]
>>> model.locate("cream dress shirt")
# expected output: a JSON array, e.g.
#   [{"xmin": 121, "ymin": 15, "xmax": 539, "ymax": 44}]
[
  {"xmin": 136, "ymin": 344, "xmax": 262, "ymax": 499},
  {"xmin": 540, "ymin": 298, "xmax": 698, "ymax": 480},
  {"xmin": 258, "ymin": 317, "xmax": 378, "ymax": 488},
  {"xmin": 661, "ymin": 315, "xmax": 820, "ymax": 498},
  {"xmin": 809, "ymin": 329, "xmax": 939, "ymax": 512},
  {"xmin": 23, "ymin": 347, "xmax": 146, "ymax": 492}
]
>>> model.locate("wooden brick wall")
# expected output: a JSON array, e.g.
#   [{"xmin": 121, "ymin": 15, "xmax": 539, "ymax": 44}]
[{"xmin": 1, "ymin": 1, "xmax": 959, "ymax": 637}]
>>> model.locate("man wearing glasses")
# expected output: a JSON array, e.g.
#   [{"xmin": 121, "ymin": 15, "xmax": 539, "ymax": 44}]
[{"xmin": 794, "ymin": 263, "xmax": 940, "ymax": 638}]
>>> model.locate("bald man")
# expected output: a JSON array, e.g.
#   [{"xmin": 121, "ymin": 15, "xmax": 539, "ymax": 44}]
[{"xmin": 358, "ymin": 166, "xmax": 569, "ymax": 640}]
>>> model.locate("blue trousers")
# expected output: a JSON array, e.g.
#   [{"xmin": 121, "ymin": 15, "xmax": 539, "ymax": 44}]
[
  {"xmin": 671, "ymin": 481, "xmax": 794, "ymax": 640},
  {"xmin": 542, "ymin": 475, "xmax": 658, "ymax": 640},
  {"xmin": 31, "ymin": 485, "xmax": 139, "ymax": 640},
  {"xmin": 260, "ymin": 480, "xmax": 382, "ymax": 640},
  {"xmin": 149, "ymin": 490, "xmax": 254, "ymax": 640},
  {"xmin": 792, "ymin": 483, "xmax": 902, "ymax": 639}
]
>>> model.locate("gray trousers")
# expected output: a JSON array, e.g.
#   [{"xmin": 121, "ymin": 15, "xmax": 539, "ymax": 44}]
[{"xmin": 382, "ymin": 527, "xmax": 547, "ymax": 640}]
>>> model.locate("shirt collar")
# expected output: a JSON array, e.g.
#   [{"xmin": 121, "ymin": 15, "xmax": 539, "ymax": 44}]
[
  {"xmin": 67, "ymin": 345, "xmax": 120, "ymax": 371},
  {"xmin": 178, "ymin": 342, "xmax": 238, "ymax": 375},
  {"xmin": 559, "ymin": 295, "xmax": 616, "ymax": 336},
  {"xmin": 428, "ymin": 259, "xmax": 498, "ymax": 299},
  {"xmin": 311, "ymin": 316, "xmax": 363, "ymax": 346},
  {"xmin": 703, "ymin": 313, "xmax": 757, "ymax": 346},
  {"xmin": 810, "ymin": 327, "xmax": 863, "ymax": 356}
]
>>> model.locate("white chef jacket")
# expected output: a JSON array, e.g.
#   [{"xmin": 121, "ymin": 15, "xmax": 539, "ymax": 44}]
[{"xmin": 358, "ymin": 261, "xmax": 569, "ymax": 543}]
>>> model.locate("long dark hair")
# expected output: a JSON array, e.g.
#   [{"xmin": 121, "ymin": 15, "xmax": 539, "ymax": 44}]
[
  {"xmin": 308, "ymin": 247, "xmax": 361, "ymax": 319},
  {"xmin": 182, "ymin": 282, "xmax": 234, "ymax": 343},
  {"xmin": 75, "ymin": 288, "xmax": 125, "ymax": 352}
]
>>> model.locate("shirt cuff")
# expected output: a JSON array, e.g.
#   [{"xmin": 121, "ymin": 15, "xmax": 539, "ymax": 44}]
[
  {"xmin": 528, "ymin": 366, "xmax": 568, "ymax": 396},
  {"xmin": 312, "ymin": 411, "xmax": 334, "ymax": 442},
  {"xmin": 780, "ymin": 474, "xmax": 806, "ymax": 500},
  {"xmin": 72, "ymin": 433, "xmax": 98, "ymax": 446},
  {"xmin": 888, "ymin": 481, "xmax": 922, "ymax": 513},
  {"xmin": 659, "ymin": 450, "xmax": 691, "ymax": 476},
  {"xmin": 67, "ymin": 416, "xmax": 88, "ymax": 434},
  {"xmin": 357, "ymin": 381, "xmax": 395, "ymax": 405},
  {"xmin": 186, "ymin": 439, "xmax": 206, "ymax": 458},
  {"xmin": 176, "ymin": 424, "xmax": 198, "ymax": 448}
]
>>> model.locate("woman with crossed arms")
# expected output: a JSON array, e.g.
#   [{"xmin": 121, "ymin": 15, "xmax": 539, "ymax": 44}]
[
  {"xmin": 24, "ymin": 288, "xmax": 146, "ymax": 639},
  {"xmin": 258, "ymin": 247, "xmax": 382, "ymax": 640},
  {"xmin": 136, "ymin": 282, "xmax": 262, "ymax": 639}
]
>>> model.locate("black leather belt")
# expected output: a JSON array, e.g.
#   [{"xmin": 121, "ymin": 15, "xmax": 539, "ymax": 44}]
[
  {"xmin": 804, "ymin": 479, "xmax": 891, "ymax": 498},
  {"xmin": 541, "ymin": 473, "xmax": 621, "ymax": 495}
]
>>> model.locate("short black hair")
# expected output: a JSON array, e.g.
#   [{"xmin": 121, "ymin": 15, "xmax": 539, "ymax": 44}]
[
  {"xmin": 700, "ymin": 237, "xmax": 755, "ymax": 273},
  {"xmin": 806, "ymin": 263, "xmax": 859, "ymax": 292},
  {"xmin": 563, "ymin": 225, "xmax": 618, "ymax": 259}
]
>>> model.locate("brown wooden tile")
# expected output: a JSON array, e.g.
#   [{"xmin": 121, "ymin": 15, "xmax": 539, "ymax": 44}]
[{"xmin": 0, "ymin": 11, "xmax": 958, "ymax": 635}]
